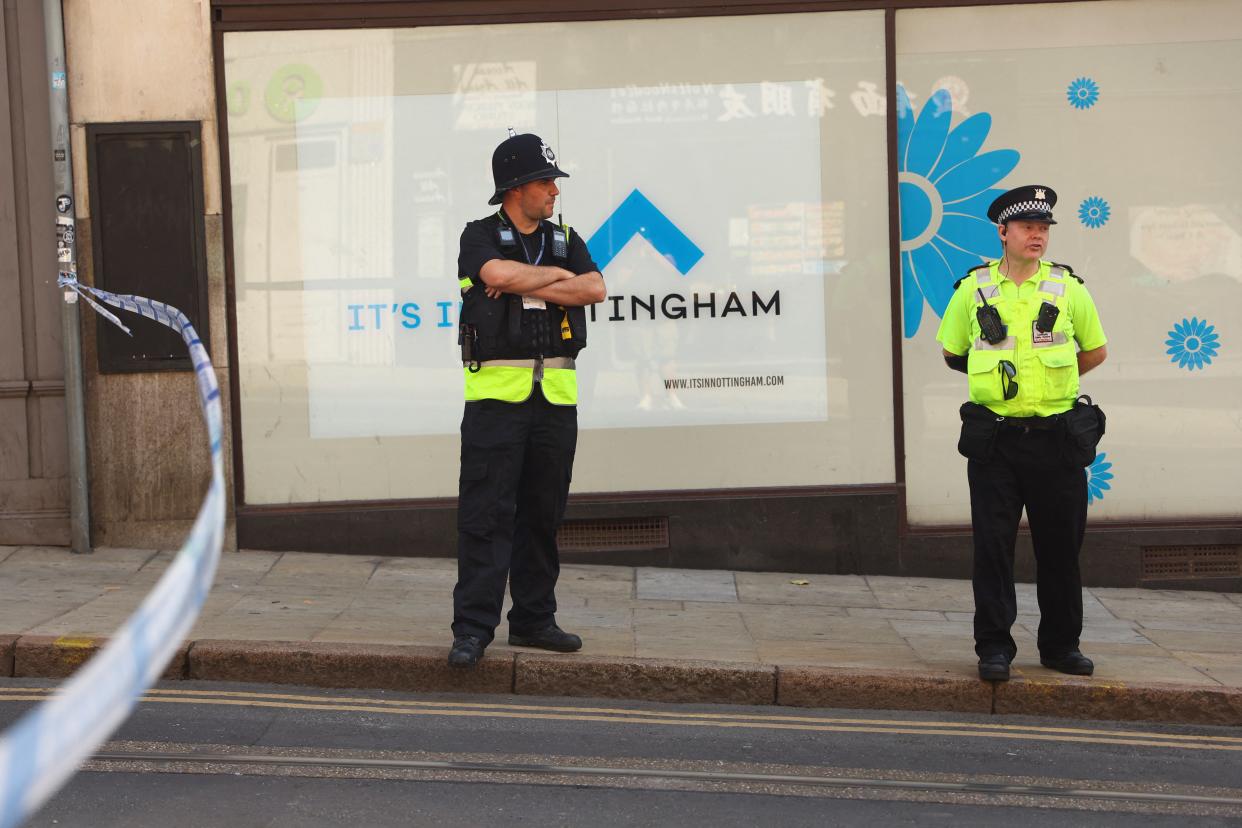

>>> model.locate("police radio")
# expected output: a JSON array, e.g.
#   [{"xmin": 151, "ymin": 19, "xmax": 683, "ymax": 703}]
[
  {"xmin": 552, "ymin": 212, "xmax": 569, "ymax": 260},
  {"xmin": 975, "ymin": 288, "xmax": 1007, "ymax": 345}
]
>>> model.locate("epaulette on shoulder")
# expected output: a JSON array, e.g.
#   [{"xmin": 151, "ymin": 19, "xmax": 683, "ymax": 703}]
[
  {"xmin": 1051, "ymin": 261, "xmax": 1084, "ymax": 283},
  {"xmin": 953, "ymin": 263, "xmax": 991, "ymax": 290}
]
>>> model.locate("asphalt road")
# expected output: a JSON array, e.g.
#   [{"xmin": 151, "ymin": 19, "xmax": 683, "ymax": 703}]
[{"xmin": 2, "ymin": 678, "xmax": 1241, "ymax": 827}]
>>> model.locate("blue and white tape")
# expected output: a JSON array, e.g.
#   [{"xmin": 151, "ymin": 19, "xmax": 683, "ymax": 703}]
[{"xmin": 0, "ymin": 281, "xmax": 225, "ymax": 828}]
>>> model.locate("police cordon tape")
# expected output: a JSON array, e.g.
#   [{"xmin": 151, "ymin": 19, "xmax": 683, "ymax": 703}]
[{"xmin": 0, "ymin": 281, "xmax": 225, "ymax": 828}]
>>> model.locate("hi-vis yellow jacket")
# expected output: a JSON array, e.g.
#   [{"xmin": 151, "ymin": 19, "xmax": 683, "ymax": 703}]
[{"xmin": 936, "ymin": 260, "xmax": 1107, "ymax": 417}]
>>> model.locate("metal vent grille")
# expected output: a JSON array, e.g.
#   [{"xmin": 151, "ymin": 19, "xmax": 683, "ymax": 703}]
[
  {"xmin": 557, "ymin": 517, "xmax": 669, "ymax": 551},
  {"xmin": 1141, "ymin": 545, "xmax": 1242, "ymax": 579}
]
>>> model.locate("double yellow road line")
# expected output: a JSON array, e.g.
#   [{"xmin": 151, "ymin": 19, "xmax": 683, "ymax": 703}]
[{"xmin": 2, "ymin": 685, "xmax": 1240, "ymax": 752}]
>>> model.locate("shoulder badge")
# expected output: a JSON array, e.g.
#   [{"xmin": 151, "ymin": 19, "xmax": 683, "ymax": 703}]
[{"xmin": 1051, "ymin": 261, "xmax": 1084, "ymax": 283}]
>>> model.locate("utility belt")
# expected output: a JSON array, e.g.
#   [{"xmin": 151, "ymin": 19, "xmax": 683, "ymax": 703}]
[
  {"xmin": 997, "ymin": 414, "xmax": 1060, "ymax": 431},
  {"xmin": 957, "ymin": 396, "xmax": 1105, "ymax": 466},
  {"xmin": 458, "ymin": 299, "xmax": 586, "ymax": 371},
  {"xmin": 471, "ymin": 357, "xmax": 575, "ymax": 381}
]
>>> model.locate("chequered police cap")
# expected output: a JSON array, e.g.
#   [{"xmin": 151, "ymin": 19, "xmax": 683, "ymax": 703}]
[{"xmin": 987, "ymin": 185, "xmax": 1058, "ymax": 225}]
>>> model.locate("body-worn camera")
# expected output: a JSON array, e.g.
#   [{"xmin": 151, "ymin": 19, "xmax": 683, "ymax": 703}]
[
  {"xmin": 1035, "ymin": 301, "xmax": 1060, "ymax": 334},
  {"xmin": 975, "ymin": 289, "xmax": 1007, "ymax": 345}
]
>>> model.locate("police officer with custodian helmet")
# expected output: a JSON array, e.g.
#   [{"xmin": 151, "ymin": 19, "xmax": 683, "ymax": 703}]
[
  {"xmin": 936, "ymin": 185, "xmax": 1108, "ymax": 683},
  {"xmin": 448, "ymin": 132, "xmax": 606, "ymax": 668}
]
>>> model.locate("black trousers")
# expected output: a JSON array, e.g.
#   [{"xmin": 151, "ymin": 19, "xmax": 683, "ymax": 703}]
[
  {"xmin": 967, "ymin": 425, "xmax": 1088, "ymax": 661},
  {"xmin": 452, "ymin": 388, "xmax": 577, "ymax": 645}
]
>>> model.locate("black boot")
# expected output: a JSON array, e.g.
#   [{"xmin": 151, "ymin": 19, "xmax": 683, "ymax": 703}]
[
  {"xmin": 1040, "ymin": 650, "xmax": 1094, "ymax": 676},
  {"xmin": 508, "ymin": 625, "xmax": 582, "ymax": 652},
  {"xmin": 977, "ymin": 653, "xmax": 1011, "ymax": 681},
  {"xmin": 448, "ymin": 634, "xmax": 485, "ymax": 668}
]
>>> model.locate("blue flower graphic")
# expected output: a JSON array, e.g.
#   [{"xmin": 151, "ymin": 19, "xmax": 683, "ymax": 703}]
[
  {"xmin": 1078, "ymin": 196, "xmax": 1110, "ymax": 229},
  {"xmin": 1067, "ymin": 77, "xmax": 1100, "ymax": 109},
  {"xmin": 897, "ymin": 86, "xmax": 1020, "ymax": 338},
  {"xmin": 1087, "ymin": 453, "xmax": 1113, "ymax": 505},
  {"xmin": 1166, "ymin": 317, "xmax": 1220, "ymax": 370}
]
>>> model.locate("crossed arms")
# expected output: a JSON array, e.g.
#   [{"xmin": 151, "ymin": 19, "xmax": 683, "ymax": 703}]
[{"xmin": 478, "ymin": 259, "xmax": 606, "ymax": 306}]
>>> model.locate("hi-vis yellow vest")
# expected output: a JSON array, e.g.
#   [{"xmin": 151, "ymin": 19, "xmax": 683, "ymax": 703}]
[
  {"xmin": 457, "ymin": 277, "xmax": 578, "ymax": 406},
  {"xmin": 463, "ymin": 357, "xmax": 578, "ymax": 406},
  {"xmin": 962, "ymin": 262, "xmax": 1079, "ymax": 417}
]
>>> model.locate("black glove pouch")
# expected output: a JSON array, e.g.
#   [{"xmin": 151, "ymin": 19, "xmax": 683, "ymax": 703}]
[
  {"xmin": 958, "ymin": 402, "xmax": 1001, "ymax": 462},
  {"xmin": 1061, "ymin": 394, "xmax": 1107, "ymax": 467}
]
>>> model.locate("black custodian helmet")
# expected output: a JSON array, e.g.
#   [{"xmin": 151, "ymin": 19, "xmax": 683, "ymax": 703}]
[{"xmin": 488, "ymin": 132, "xmax": 569, "ymax": 206}]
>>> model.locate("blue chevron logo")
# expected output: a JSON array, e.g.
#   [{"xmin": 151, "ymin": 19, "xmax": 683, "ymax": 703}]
[{"xmin": 586, "ymin": 189, "xmax": 703, "ymax": 275}]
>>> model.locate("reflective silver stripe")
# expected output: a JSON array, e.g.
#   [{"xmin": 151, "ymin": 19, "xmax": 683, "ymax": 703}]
[
  {"xmin": 475, "ymin": 357, "xmax": 576, "ymax": 370},
  {"xmin": 1031, "ymin": 332, "xmax": 1069, "ymax": 348},
  {"xmin": 974, "ymin": 337, "xmax": 1016, "ymax": 351},
  {"xmin": 1048, "ymin": 266, "xmax": 1067, "ymax": 279},
  {"xmin": 975, "ymin": 284, "xmax": 1001, "ymax": 300},
  {"xmin": 1038, "ymin": 280, "xmax": 1065, "ymax": 296}
]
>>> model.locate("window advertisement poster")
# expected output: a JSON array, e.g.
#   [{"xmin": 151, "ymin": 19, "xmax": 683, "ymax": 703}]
[
  {"xmin": 305, "ymin": 87, "xmax": 827, "ymax": 438},
  {"xmin": 898, "ymin": 0, "xmax": 1242, "ymax": 524},
  {"xmin": 225, "ymin": 12, "xmax": 894, "ymax": 504}
]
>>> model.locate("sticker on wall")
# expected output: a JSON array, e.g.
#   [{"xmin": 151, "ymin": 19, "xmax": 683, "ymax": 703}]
[
  {"xmin": 1087, "ymin": 452, "xmax": 1113, "ymax": 505},
  {"xmin": 1166, "ymin": 317, "xmax": 1220, "ymax": 370},
  {"xmin": 897, "ymin": 85, "xmax": 1019, "ymax": 337},
  {"xmin": 1066, "ymin": 77, "xmax": 1100, "ymax": 110},
  {"xmin": 1078, "ymin": 196, "xmax": 1110, "ymax": 229},
  {"xmin": 265, "ymin": 64, "xmax": 323, "ymax": 124}
]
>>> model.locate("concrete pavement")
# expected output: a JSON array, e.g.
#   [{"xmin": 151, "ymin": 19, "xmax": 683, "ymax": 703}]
[{"xmin": 2, "ymin": 545, "xmax": 1241, "ymax": 724}]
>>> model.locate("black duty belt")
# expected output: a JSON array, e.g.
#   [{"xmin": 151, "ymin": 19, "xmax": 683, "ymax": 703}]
[{"xmin": 999, "ymin": 414, "xmax": 1061, "ymax": 430}]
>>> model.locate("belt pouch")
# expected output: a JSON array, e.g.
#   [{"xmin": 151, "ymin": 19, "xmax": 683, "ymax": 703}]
[
  {"xmin": 1062, "ymin": 395, "xmax": 1106, "ymax": 467},
  {"xmin": 958, "ymin": 402, "xmax": 1001, "ymax": 462}
]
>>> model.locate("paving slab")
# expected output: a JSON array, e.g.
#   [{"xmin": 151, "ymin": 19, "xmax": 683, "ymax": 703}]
[
  {"xmin": 637, "ymin": 568, "xmax": 737, "ymax": 603},
  {"xmin": 866, "ymin": 575, "xmax": 974, "ymax": 612},
  {"xmin": 1093, "ymin": 591, "xmax": 1242, "ymax": 624},
  {"xmin": 364, "ymin": 557, "xmax": 457, "ymax": 591},
  {"xmin": 744, "ymin": 611, "xmax": 906, "ymax": 645},
  {"xmin": 1139, "ymin": 626, "xmax": 1242, "ymax": 653},
  {"xmin": 755, "ymin": 640, "xmax": 922, "ymax": 670},
  {"xmin": 1168, "ymin": 651, "xmax": 1242, "ymax": 687},
  {"xmin": 735, "ymin": 572, "xmax": 876, "ymax": 608},
  {"xmin": 2, "ymin": 547, "xmax": 1240, "ymax": 726},
  {"xmin": 258, "ymin": 553, "xmax": 381, "ymax": 588},
  {"xmin": 844, "ymin": 607, "xmax": 945, "ymax": 622}
]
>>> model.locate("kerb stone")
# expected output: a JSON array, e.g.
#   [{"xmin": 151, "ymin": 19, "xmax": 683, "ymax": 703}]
[
  {"xmin": 187, "ymin": 639, "xmax": 513, "ymax": 695},
  {"xmin": 996, "ymin": 677, "xmax": 1242, "ymax": 726},
  {"xmin": 777, "ymin": 667, "xmax": 992, "ymax": 713},
  {"xmin": 514, "ymin": 653, "xmax": 774, "ymax": 704},
  {"xmin": 14, "ymin": 635, "xmax": 188, "ymax": 680}
]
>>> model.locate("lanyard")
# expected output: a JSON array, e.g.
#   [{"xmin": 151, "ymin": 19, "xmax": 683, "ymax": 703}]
[{"xmin": 519, "ymin": 231, "xmax": 545, "ymax": 266}]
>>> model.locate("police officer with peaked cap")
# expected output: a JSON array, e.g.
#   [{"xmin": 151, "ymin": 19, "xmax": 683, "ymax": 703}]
[
  {"xmin": 447, "ymin": 132, "xmax": 606, "ymax": 668},
  {"xmin": 936, "ymin": 185, "xmax": 1109, "ymax": 683}
]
